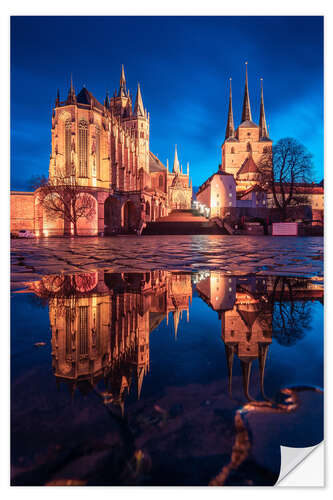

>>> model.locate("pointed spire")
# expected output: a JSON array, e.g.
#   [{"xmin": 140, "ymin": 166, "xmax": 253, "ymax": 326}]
[
  {"xmin": 241, "ymin": 62, "xmax": 252, "ymax": 123},
  {"xmin": 104, "ymin": 90, "xmax": 110, "ymax": 109},
  {"xmin": 55, "ymin": 88, "xmax": 60, "ymax": 107},
  {"xmin": 118, "ymin": 64, "xmax": 127, "ymax": 97},
  {"xmin": 166, "ymin": 159, "xmax": 169, "ymax": 172},
  {"xmin": 172, "ymin": 145, "xmax": 180, "ymax": 174},
  {"xmin": 259, "ymin": 78, "xmax": 269, "ymax": 139},
  {"xmin": 134, "ymin": 83, "xmax": 145, "ymax": 117},
  {"xmin": 67, "ymin": 74, "xmax": 76, "ymax": 104},
  {"xmin": 187, "ymin": 162, "xmax": 189, "ymax": 176},
  {"xmin": 225, "ymin": 78, "xmax": 235, "ymax": 139}
]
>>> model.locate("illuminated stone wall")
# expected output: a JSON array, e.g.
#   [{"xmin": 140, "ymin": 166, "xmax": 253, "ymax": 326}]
[{"xmin": 10, "ymin": 192, "xmax": 34, "ymax": 233}]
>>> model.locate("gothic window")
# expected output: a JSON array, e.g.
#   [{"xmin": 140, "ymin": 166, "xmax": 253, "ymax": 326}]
[
  {"xmin": 78, "ymin": 120, "xmax": 88, "ymax": 177},
  {"xmin": 65, "ymin": 120, "xmax": 71, "ymax": 176},
  {"xmin": 79, "ymin": 306, "xmax": 88, "ymax": 355},
  {"xmin": 96, "ymin": 125, "xmax": 101, "ymax": 179},
  {"xmin": 231, "ymin": 147, "xmax": 235, "ymax": 154},
  {"xmin": 140, "ymin": 131, "xmax": 145, "ymax": 139},
  {"xmin": 65, "ymin": 307, "xmax": 72, "ymax": 355},
  {"xmin": 247, "ymin": 142, "xmax": 252, "ymax": 152},
  {"xmin": 159, "ymin": 175, "xmax": 163, "ymax": 188}
]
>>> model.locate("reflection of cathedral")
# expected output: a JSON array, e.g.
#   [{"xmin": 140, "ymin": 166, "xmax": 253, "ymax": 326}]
[
  {"xmin": 27, "ymin": 271, "xmax": 323, "ymax": 408},
  {"xmin": 29, "ymin": 271, "xmax": 192, "ymax": 412}
]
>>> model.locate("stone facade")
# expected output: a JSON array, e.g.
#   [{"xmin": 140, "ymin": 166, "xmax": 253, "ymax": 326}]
[
  {"xmin": 11, "ymin": 67, "xmax": 192, "ymax": 236},
  {"xmin": 10, "ymin": 192, "xmax": 35, "ymax": 232},
  {"xmin": 196, "ymin": 172, "xmax": 236, "ymax": 218}
]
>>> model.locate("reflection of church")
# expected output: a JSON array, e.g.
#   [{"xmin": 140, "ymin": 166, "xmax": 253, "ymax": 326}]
[
  {"xmin": 27, "ymin": 270, "xmax": 323, "ymax": 408},
  {"xmin": 196, "ymin": 273, "xmax": 272, "ymax": 400},
  {"xmin": 29, "ymin": 271, "xmax": 192, "ymax": 412}
]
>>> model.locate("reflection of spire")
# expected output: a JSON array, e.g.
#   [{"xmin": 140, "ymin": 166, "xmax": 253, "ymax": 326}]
[
  {"xmin": 258, "ymin": 343, "xmax": 269, "ymax": 400},
  {"xmin": 225, "ymin": 344, "xmax": 235, "ymax": 396},
  {"xmin": 173, "ymin": 309, "xmax": 180, "ymax": 339},
  {"xmin": 241, "ymin": 360, "xmax": 253, "ymax": 401},
  {"xmin": 137, "ymin": 366, "xmax": 145, "ymax": 400}
]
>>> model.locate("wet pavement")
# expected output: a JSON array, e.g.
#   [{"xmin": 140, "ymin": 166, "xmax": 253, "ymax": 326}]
[{"xmin": 11, "ymin": 235, "xmax": 323, "ymax": 284}]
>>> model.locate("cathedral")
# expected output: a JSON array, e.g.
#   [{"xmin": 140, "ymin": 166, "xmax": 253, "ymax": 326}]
[{"xmin": 11, "ymin": 66, "xmax": 192, "ymax": 237}]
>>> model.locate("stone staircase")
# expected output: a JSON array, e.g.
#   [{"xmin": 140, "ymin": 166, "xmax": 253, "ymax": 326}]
[{"xmin": 142, "ymin": 210, "xmax": 229, "ymax": 235}]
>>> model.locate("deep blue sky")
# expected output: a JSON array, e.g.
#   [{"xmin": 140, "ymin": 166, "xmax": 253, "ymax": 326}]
[{"xmin": 11, "ymin": 16, "xmax": 323, "ymax": 190}]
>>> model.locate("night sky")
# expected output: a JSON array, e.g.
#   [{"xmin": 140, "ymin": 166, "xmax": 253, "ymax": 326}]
[{"xmin": 10, "ymin": 16, "xmax": 323, "ymax": 191}]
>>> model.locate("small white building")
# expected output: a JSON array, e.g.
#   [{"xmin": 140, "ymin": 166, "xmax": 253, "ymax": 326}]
[{"xmin": 196, "ymin": 172, "xmax": 236, "ymax": 218}]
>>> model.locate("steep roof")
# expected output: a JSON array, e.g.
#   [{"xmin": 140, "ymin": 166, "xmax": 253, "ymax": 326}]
[
  {"xmin": 238, "ymin": 120, "xmax": 258, "ymax": 129},
  {"xmin": 149, "ymin": 151, "xmax": 167, "ymax": 173},
  {"xmin": 237, "ymin": 156, "xmax": 259, "ymax": 176},
  {"xmin": 76, "ymin": 87, "xmax": 104, "ymax": 111},
  {"xmin": 196, "ymin": 170, "xmax": 234, "ymax": 195}
]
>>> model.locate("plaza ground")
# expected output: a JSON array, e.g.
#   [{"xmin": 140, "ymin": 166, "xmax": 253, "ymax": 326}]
[{"xmin": 11, "ymin": 235, "xmax": 323, "ymax": 286}]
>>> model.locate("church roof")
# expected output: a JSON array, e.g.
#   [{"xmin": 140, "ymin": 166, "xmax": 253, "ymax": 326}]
[
  {"xmin": 238, "ymin": 120, "xmax": 258, "ymax": 129},
  {"xmin": 225, "ymin": 136, "xmax": 239, "ymax": 142},
  {"xmin": 76, "ymin": 87, "xmax": 104, "ymax": 111},
  {"xmin": 149, "ymin": 151, "xmax": 167, "ymax": 172},
  {"xmin": 237, "ymin": 156, "xmax": 259, "ymax": 176}
]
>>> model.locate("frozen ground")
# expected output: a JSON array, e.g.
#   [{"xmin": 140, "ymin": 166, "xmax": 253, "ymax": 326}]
[{"xmin": 11, "ymin": 235, "xmax": 323, "ymax": 284}]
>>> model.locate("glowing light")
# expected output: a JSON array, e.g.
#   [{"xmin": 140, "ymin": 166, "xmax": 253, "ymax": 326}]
[{"xmin": 44, "ymin": 230, "xmax": 49, "ymax": 237}]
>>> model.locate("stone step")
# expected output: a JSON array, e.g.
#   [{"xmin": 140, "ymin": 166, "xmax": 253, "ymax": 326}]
[{"xmin": 142, "ymin": 221, "xmax": 228, "ymax": 235}]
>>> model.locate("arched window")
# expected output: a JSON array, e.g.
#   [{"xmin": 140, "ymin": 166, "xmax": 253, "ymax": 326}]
[
  {"xmin": 231, "ymin": 147, "xmax": 235, "ymax": 154},
  {"xmin": 95, "ymin": 125, "xmax": 101, "ymax": 179},
  {"xmin": 145, "ymin": 201, "xmax": 150, "ymax": 215},
  {"xmin": 78, "ymin": 120, "xmax": 88, "ymax": 177},
  {"xmin": 65, "ymin": 120, "xmax": 71, "ymax": 176},
  {"xmin": 247, "ymin": 142, "xmax": 252, "ymax": 152},
  {"xmin": 159, "ymin": 175, "xmax": 163, "ymax": 188}
]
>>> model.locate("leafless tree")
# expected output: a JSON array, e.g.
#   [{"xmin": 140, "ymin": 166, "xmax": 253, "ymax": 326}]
[
  {"xmin": 258, "ymin": 138, "xmax": 313, "ymax": 220},
  {"xmin": 31, "ymin": 170, "xmax": 96, "ymax": 236}
]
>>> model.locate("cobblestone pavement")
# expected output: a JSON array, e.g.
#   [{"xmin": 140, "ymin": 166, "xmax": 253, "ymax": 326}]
[{"xmin": 11, "ymin": 235, "xmax": 323, "ymax": 285}]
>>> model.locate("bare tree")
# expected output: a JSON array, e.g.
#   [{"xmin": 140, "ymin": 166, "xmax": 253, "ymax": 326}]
[
  {"xmin": 258, "ymin": 138, "xmax": 313, "ymax": 220},
  {"xmin": 31, "ymin": 170, "xmax": 96, "ymax": 236}
]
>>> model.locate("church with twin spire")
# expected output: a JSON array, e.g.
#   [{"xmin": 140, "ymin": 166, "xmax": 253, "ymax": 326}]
[
  {"xmin": 221, "ymin": 62, "xmax": 272, "ymax": 192},
  {"xmin": 196, "ymin": 63, "xmax": 273, "ymax": 218}
]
